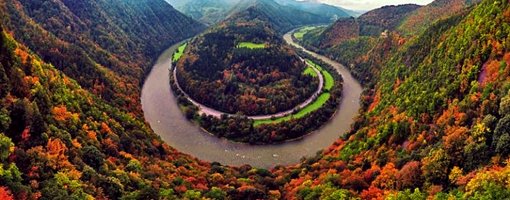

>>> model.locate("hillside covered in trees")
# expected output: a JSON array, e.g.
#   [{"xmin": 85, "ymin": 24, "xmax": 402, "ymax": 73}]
[
  {"xmin": 168, "ymin": 0, "xmax": 350, "ymax": 29},
  {"xmin": 226, "ymin": 0, "xmax": 333, "ymax": 33},
  {"xmin": 286, "ymin": 0, "xmax": 510, "ymax": 198},
  {"xmin": 296, "ymin": 1, "xmax": 478, "ymax": 86},
  {"xmin": 166, "ymin": 0, "xmax": 241, "ymax": 25},
  {"xmin": 2, "ymin": 0, "xmax": 510, "ymax": 199},
  {"xmin": 398, "ymin": 0, "xmax": 482, "ymax": 36},
  {"xmin": 274, "ymin": 0, "xmax": 352, "ymax": 19},
  {"xmin": 175, "ymin": 22, "xmax": 318, "ymax": 116},
  {"xmin": 0, "ymin": 0, "xmax": 205, "ymax": 115},
  {"xmin": 0, "ymin": 24, "xmax": 286, "ymax": 199},
  {"xmin": 299, "ymin": 4, "xmax": 421, "ymax": 49},
  {"xmin": 0, "ymin": 0, "xmax": 274, "ymax": 199}
]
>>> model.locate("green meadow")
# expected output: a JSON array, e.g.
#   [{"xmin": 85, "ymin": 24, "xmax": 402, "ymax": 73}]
[
  {"xmin": 306, "ymin": 60, "xmax": 334, "ymax": 90},
  {"xmin": 237, "ymin": 42, "xmax": 266, "ymax": 49},
  {"xmin": 254, "ymin": 93, "xmax": 331, "ymax": 126},
  {"xmin": 303, "ymin": 66, "xmax": 318, "ymax": 77},
  {"xmin": 172, "ymin": 43, "xmax": 187, "ymax": 62},
  {"xmin": 293, "ymin": 26, "xmax": 317, "ymax": 40}
]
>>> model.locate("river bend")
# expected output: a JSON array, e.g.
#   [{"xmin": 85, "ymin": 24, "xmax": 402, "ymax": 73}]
[{"xmin": 141, "ymin": 29, "xmax": 363, "ymax": 168}]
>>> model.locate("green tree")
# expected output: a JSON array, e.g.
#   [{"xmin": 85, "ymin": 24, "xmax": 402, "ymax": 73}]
[
  {"xmin": 183, "ymin": 190, "xmax": 201, "ymax": 200},
  {"xmin": 126, "ymin": 159, "xmax": 142, "ymax": 172},
  {"xmin": 421, "ymin": 149, "xmax": 450, "ymax": 185},
  {"xmin": 496, "ymin": 133, "xmax": 510, "ymax": 156},
  {"xmin": 205, "ymin": 187, "xmax": 227, "ymax": 200},
  {"xmin": 387, "ymin": 188, "xmax": 426, "ymax": 200},
  {"xmin": 81, "ymin": 145, "xmax": 105, "ymax": 169},
  {"xmin": 322, "ymin": 189, "xmax": 351, "ymax": 200},
  {"xmin": 41, "ymin": 172, "xmax": 90, "ymax": 200},
  {"xmin": 99, "ymin": 177, "xmax": 124, "ymax": 199},
  {"xmin": 159, "ymin": 188, "xmax": 177, "ymax": 200},
  {"xmin": 0, "ymin": 133, "xmax": 13, "ymax": 161},
  {"xmin": 499, "ymin": 92, "xmax": 510, "ymax": 115},
  {"xmin": 0, "ymin": 109, "xmax": 9, "ymax": 133},
  {"xmin": 493, "ymin": 115, "xmax": 510, "ymax": 156},
  {"xmin": 0, "ymin": 63, "xmax": 9, "ymax": 98}
]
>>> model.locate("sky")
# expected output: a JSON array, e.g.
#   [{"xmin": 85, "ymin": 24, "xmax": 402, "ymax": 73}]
[{"xmin": 318, "ymin": 0, "xmax": 434, "ymax": 11}]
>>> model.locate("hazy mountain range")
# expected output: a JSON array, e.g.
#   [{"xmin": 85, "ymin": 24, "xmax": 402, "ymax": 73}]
[{"xmin": 166, "ymin": 0, "xmax": 359, "ymax": 25}]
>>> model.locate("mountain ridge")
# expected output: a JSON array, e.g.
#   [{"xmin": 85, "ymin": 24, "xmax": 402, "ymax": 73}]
[
  {"xmin": 0, "ymin": 0, "xmax": 205, "ymax": 114},
  {"xmin": 170, "ymin": 0, "xmax": 353, "ymax": 27},
  {"xmin": 275, "ymin": 0, "xmax": 351, "ymax": 19},
  {"xmin": 226, "ymin": 0, "xmax": 331, "ymax": 33}
]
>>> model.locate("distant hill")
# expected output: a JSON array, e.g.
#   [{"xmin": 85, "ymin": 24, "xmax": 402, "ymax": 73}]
[
  {"xmin": 303, "ymin": 0, "xmax": 483, "ymax": 49},
  {"xmin": 398, "ymin": 0, "xmax": 481, "ymax": 35},
  {"xmin": 274, "ymin": 0, "xmax": 351, "ymax": 20},
  {"xmin": 165, "ymin": 0, "xmax": 189, "ymax": 8},
  {"xmin": 169, "ymin": 0, "xmax": 351, "ymax": 26},
  {"xmin": 314, "ymin": 17, "xmax": 360, "ymax": 48},
  {"xmin": 358, "ymin": 4, "xmax": 421, "ymax": 35},
  {"xmin": 303, "ymin": 4, "xmax": 420, "ymax": 49},
  {"xmin": 166, "ymin": 0, "xmax": 240, "ymax": 25},
  {"xmin": 341, "ymin": 8, "xmax": 366, "ymax": 17},
  {"xmin": 227, "ymin": 0, "xmax": 331, "ymax": 33}
]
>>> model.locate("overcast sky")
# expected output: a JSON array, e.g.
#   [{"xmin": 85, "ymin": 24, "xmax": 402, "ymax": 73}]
[{"xmin": 319, "ymin": 0, "xmax": 434, "ymax": 11}]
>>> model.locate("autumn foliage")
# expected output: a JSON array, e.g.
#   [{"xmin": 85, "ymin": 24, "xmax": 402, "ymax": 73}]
[{"xmin": 1, "ymin": 0, "xmax": 510, "ymax": 199}]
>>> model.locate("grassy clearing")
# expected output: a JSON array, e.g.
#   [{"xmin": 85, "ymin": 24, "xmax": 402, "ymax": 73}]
[
  {"xmin": 303, "ymin": 66, "xmax": 318, "ymax": 77},
  {"xmin": 323, "ymin": 71, "xmax": 334, "ymax": 90},
  {"xmin": 237, "ymin": 42, "xmax": 266, "ymax": 49},
  {"xmin": 293, "ymin": 26, "xmax": 318, "ymax": 40},
  {"xmin": 172, "ymin": 43, "xmax": 187, "ymax": 62},
  {"xmin": 306, "ymin": 60, "xmax": 334, "ymax": 90},
  {"xmin": 305, "ymin": 59, "xmax": 323, "ymax": 70},
  {"xmin": 254, "ymin": 93, "xmax": 331, "ymax": 126}
]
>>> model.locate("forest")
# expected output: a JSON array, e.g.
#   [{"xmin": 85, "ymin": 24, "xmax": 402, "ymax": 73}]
[
  {"xmin": 280, "ymin": 0, "xmax": 510, "ymax": 199},
  {"xmin": 0, "ymin": 0, "xmax": 277, "ymax": 199},
  {"xmin": 0, "ymin": 0, "xmax": 205, "ymax": 116},
  {"xmin": 0, "ymin": 22, "xmax": 286, "ymax": 199}
]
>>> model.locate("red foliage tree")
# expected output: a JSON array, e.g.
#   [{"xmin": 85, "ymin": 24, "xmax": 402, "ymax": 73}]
[
  {"xmin": 0, "ymin": 187, "xmax": 14, "ymax": 200},
  {"xmin": 397, "ymin": 161, "xmax": 423, "ymax": 189},
  {"xmin": 361, "ymin": 186, "xmax": 384, "ymax": 200}
]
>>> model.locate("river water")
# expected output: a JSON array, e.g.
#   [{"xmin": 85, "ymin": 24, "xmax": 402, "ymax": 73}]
[{"xmin": 141, "ymin": 30, "xmax": 362, "ymax": 168}]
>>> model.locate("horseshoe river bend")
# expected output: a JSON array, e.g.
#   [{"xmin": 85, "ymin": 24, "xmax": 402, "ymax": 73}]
[{"xmin": 140, "ymin": 29, "xmax": 363, "ymax": 168}]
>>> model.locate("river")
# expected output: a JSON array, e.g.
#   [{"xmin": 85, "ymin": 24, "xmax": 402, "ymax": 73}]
[{"xmin": 141, "ymin": 30, "xmax": 363, "ymax": 168}]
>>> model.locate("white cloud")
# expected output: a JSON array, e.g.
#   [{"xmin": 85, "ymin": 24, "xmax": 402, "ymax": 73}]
[{"xmin": 319, "ymin": 0, "xmax": 434, "ymax": 11}]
